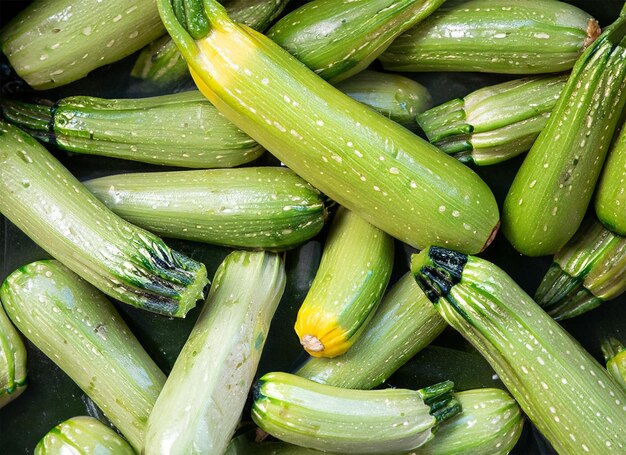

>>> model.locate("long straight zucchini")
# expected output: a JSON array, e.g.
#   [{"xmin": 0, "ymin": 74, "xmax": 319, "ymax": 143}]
[
  {"xmin": 1, "ymin": 92, "xmax": 263, "ymax": 168},
  {"xmin": 602, "ymin": 338, "xmax": 626, "ymax": 392},
  {"xmin": 0, "ymin": 121, "xmax": 208, "ymax": 317},
  {"xmin": 411, "ymin": 246, "xmax": 626, "ymax": 454},
  {"xmin": 157, "ymin": 0, "xmax": 500, "ymax": 254},
  {"xmin": 145, "ymin": 251, "xmax": 286, "ymax": 455},
  {"xmin": 416, "ymin": 74, "xmax": 568, "ymax": 166},
  {"xmin": 0, "ymin": 261, "xmax": 166, "ymax": 451},
  {"xmin": 0, "ymin": 301, "xmax": 26, "ymax": 408},
  {"xmin": 295, "ymin": 207, "xmax": 393, "ymax": 358},
  {"xmin": 379, "ymin": 0, "xmax": 599, "ymax": 74},
  {"xmin": 595, "ymin": 119, "xmax": 626, "ymax": 235},
  {"xmin": 503, "ymin": 14, "xmax": 626, "ymax": 256}
]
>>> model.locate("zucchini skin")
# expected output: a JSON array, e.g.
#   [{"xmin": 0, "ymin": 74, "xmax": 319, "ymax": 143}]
[
  {"xmin": 503, "ymin": 15, "xmax": 626, "ymax": 256},
  {"xmin": 0, "ymin": 261, "xmax": 166, "ymax": 451},
  {"xmin": 595, "ymin": 120, "xmax": 626, "ymax": 235},
  {"xmin": 0, "ymin": 121, "xmax": 208, "ymax": 317},
  {"xmin": 84, "ymin": 167, "xmax": 326, "ymax": 250},
  {"xmin": 34, "ymin": 416, "xmax": 134, "ymax": 455},
  {"xmin": 145, "ymin": 251, "xmax": 286, "ymax": 455},
  {"xmin": 1, "ymin": 93, "xmax": 263, "ymax": 168},
  {"xmin": 0, "ymin": 301, "xmax": 27, "ymax": 408},
  {"xmin": 602, "ymin": 338, "xmax": 626, "ymax": 393},
  {"xmin": 267, "ymin": 0, "xmax": 446, "ymax": 83},
  {"xmin": 157, "ymin": 0, "xmax": 500, "ymax": 254},
  {"xmin": 411, "ymin": 246, "xmax": 626, "ymax": 454},
  {"xmin": 295, "ymin": 207, "xmax": 393, "ymax": 358},
  {"xmin": 379, "ymin": 0, "xmax": 599, "ymax": 74}
]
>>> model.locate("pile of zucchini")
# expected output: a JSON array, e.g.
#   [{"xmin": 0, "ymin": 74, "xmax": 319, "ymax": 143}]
[{"xmin": 1, "ymin": 0, "xmax": 626, "ymax": 454}]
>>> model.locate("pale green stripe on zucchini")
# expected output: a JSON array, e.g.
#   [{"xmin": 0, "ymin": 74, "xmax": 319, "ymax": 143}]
[
  {"xmin": 145, "ymin": 251, "xmax": 286, "ymax": 455},
  {"xmin": 411, "ymin": 246, "xmax": 626, "ymax": 454},
  {"xmin": 0, "ymin": 121, "xmax": 208, "ymax": 317},
  {"xmin": 595, "ymin": 119, "xmax": 626, "ymax": 235},
  {"xmin": 602, "ymin": 338, "xmax": 626, "ymax": 392},
  {"xmin": 0, "ymin": 261, "xmax": 166, "ymax": 451},
  {"xmin": 0, "ymin": 301, "xmax": 27, "ymax": 408}
]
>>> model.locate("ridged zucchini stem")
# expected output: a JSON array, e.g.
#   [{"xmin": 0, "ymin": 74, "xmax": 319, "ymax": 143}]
[
  {"xmin": 602, "ymin": 337, "xmax": 626, "ymax": 392},
  {"xmin": 0, "ymin": 301, "xmax": 27, "ymax": 408},
  {"xmin": 0, "ymin": 99, "xmax": 54, "ymax": 142}
]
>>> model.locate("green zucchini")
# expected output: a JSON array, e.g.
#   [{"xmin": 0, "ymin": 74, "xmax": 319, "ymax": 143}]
[
  {"xmin": 145, "ymin": 251, "xmax": 286, "ymax": 455},
  {"xmin": 266, "ymin": 0, "xmax": 446, "ymax": 84},
  {"xmin": 34, "ymin": 416, "xmax": 134, "ymax": 455},
  {"xmin": 84, "ymin": 167, "xmax": 325, "ymax": 250},
  {"xmin": 252, "ymin": 372, "xmax": 460, "ymax": 453},
  {"xmin": 0, "ymin": 261, "xmax": 166, "ymax": 451},
  {"xmin": 0, "ymin": 300, "xmax": 26, "ymax": 408},
  {"xmin": 295, "ymin": 272, "xmax": 445, "ymax": 388},
  {"xmin": 1, "ymin": 92, "xmax": 263, "ymax": 168},
  {"xmin": 157, "ymin": 0, "xmax": 500, "ymax": 254},
  {"xmin": 411, "ymin": 246, "xmax": 626, "ymax": 454},
  {"xmin": 416, "ymin": 74, "xmax": 568, "ymax": 166},
  {"xmin": 295, "ymin": 207, "xmax": 393, "ymax": 358},
  {"xmin": 534, "ymin": 218, "xmax": 626, "ymax": 320},
  {"xmin": 0, "ymin": 0, "xmax": 165, "ymax": 89},
  {"xmin": 602, "ymin": 338, "xmax": 626, "ymax": 392},
  {"xmin": 503, "ymin": 14, "xmax": 626, "ymax": 256},
  {"xmin": 0, "ymin": 121, "xmax": 208, "ymax": 317},
  {"xmin": 595, "ymin": 119, "xmax": 626, "ymax": 235},
  {"xmin": 379, "ymin": 0, "xmax": 599, "ymax": 74}
]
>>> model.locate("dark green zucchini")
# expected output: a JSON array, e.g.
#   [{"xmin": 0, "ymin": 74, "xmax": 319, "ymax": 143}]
[{"xmin": 595, "ymin": 119, "xmax": 626, "ymax": 235}]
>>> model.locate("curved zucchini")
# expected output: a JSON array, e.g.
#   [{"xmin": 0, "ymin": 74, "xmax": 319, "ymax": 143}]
[
  {"xmin": 0, "ymin": 301, "xmax": 26, "ymax": 408},
  {"xmin": 602, "ymin": 338, "xmax": 626, "ymax": 392},
  {"xmin": 84, "ymin": 167, "xmax": 326, "ymax": 250},
  {"xmin": 145, "ymin": 251, "xmax": 286, "ymax": 455},
  {"xmin": 411, "ymin": 246, "xmax": 626, "ymax": 454},
  {"xmin": 1, "ymin": 92, "xmax": 263, "ymax": 168},
  {"xmin": 379, "ymin": 0, "xmax": 599, "ymax": 74},
  {"xmin": 34, "ymin": 416, "xmax": 134, "ymax": 455},
  {"xmin": 0, "ymin": 261, "xmax": 166, "ymax": 451},
  {"xmin": 503, "ymin": 14, "xmax": 626, "ymax": 256},
  {"xmin": 295, "ymin": 207, "xmax": 393, "ymax": 358},
  {"xmin": 157, "ymin": 0, "xmax": 500, "ymax": 254},
  {"xmin": 595, "ymin": 120, "xmax": 626, "ymax": 235},
  {"xmin": 267, "ymin": 0, "xmax": 446, "ymax": 84},
  {"xmin": 0, "ymin": 121, "xmax": 208, "ymax": 317}
]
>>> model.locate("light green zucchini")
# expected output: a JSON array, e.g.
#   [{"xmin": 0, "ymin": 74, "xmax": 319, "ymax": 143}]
[
  {"xmin": 379, "ymin": 0, "xmax": 599, "ymax": 74},
  {"xmin": 503, "ymin": 14, "xmax": 626, "ymax": 256},
  {"xmin": 0, "ymin": 121, "xmax": 208, "ymax": 317},
  {"xmin": 602, "ymin": 338, "xmax": 626, "ymax": 392},
  {"xmin": 0, "ymin": 261, "xmax": 166, "ymax": 451},
  {"xmin": 145, "ymin": 251, "xmax": 286, "ymax": 455},
  {"xmin": 411, "ymin": 246, "xmax": 626, "ymax": 454},
  {"xmin": 595, "ymin": 119, "xmax": 626, "ymax": 235},
  {"xmin": 157, "ymin": 0, "xmax": 500, "ymax": 254},
  {"xmin": 0, "ymin": 300, "xmax": 26, "ymax": 408},
  {"xmin": 34, "ymin": 416, "xmax": 134, "ymax": 455}
]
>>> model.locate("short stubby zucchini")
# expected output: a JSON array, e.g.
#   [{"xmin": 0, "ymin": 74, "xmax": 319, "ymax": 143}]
[
  {"xmin": 295, "ymin": 207, "xmax": 393, "ymax": 358},
  {"xmin": 0, "ymin": 301, "xmax": 27, "ymax": 409},
  {"xmin": 157, "ymin": 0, "xmax": 500, "ymax": 254},
  {"xmin": 379, "ymin": 0, "xmax": 599, "ymax": 74},
  {"xmin": 595, "ymin": 120, "xmax": 626, "ymax": 235},
  {"xmin": 602, "ymin": 338, "xmax": 626, "ymax": 392},
  {"xmin": 411, "ymin": 246, "xmax": 626, "ymax": 454}
]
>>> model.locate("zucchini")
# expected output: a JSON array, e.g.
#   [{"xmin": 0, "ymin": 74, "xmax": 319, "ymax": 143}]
[
  {"xmin": 34, "ymin": 416, "xmax": 134, "ymax": 455},
  {"xmin": 379, "ymin": 0, "xmax": 599, "ymax": 74},
  {"xmin": 416, "ymin": 74, "xmax": 568, "ymax": 166},
  {"xmin": 0, "ymin": 0, "xmax": 165, "ymax": 89},
  {"xmin": 295, "ymin": 272, "xmax": 445, "ymax": 388},
  {"xmin": 534, "ymin": 217, "xmax": 626, "ymax": 320},
  {"xmin": 266, "ymin": 0, "xmax": 446, "ymax": 83},
  {"xmin": 157, "ymin": 0, "xmax": 500, "ymax": 254},
  {"xmin": 1, "ymin": 93, "xmax": 264, "ymax": 169},
  {"xmin": 411, "ymin": 246, "xmax": 626, "ymax": 454},
  {"xmin": 595, "ymin": 119, "xmax": 626, "ymax": 235},
  {"xmin": 85, "ymin": 167, "xmax": 325, "ymax": 250},
  {"xmin": 145, "ymin": 251, "xmax": 286, "ymax": 455},
  {"xmin": 0, "ymin": 300, "xmax": 26, "ymax": 408},
  {"xmin": 503, "ymin": 14, "xmax": 626, "ymax": 256},
  {"xmin": 295, "ymin": 207, "xmax": 393, "ymax": 358},
  {"xmin": 602, "ymin": 338, "xmax": 626, "ymax": 392},
  {"xmin": 0, "ymin": 121, "xmax": 208, "ymax": 317},
  {"xmin": 0, "ymin": 261, "xmax": 166, "ymax": 451},
  {"xmin": 252, "ymin": 372, "xmax": 460, "ymax": 453}
]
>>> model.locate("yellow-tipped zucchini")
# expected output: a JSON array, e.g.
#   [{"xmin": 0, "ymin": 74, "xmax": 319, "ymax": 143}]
[
  {"xmin": 0, "ymin": 121, "xmax": 208, "ymax": 317},
  {"xmin": 1, "ymin": 92, "xmax": 263, "ymax": 168},
  {"xmin": 34, "ymin": 416, "xmax": 134, "ymax": 455},
  {"xmin": 379, "ymin": 0, "xmax": 599, "ymax": 74},
  {"xmin": 157, "ymin": 0, "xmax": 500, "ymax": 254},
  {"xmin": 602, "ymin": 338, "xmax": 626, "ymax": 392},
  {"xmin": 411, "ymin": 246, "xmax": 626, "ymax": 454},
  {"xmin": 595, "ymin": 119, "xmax": 626, "ymax": 235},
  {"xmin": 503, "ymin": 14, "xmax": 626, "ymax": 256},
  {"xmin": 0, "ymin": 261, "xmax": 166, "ymax": 451},
  {"xmin": 252, "ymin": 372, "xmax": 460, "ymax": 453},
  {"xmin": 0, "ymin": 300, "xmax": 26, "ymax": 408},
  {"xmin": 294, "ymin": 208, "xmax": 393, "ymax": 358},
  {"xmin": 84, "ymin": 167, "xmax": 326, "ymax": 250},
  {"xmin": 145, "ymin": 251, "xmax": 286, "ymax": 455}
]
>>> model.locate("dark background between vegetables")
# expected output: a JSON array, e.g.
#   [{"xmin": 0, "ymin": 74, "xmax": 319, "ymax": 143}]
[{"xmin": 1, "ymin": 0, "xmax": 625, "ymax": 453}]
